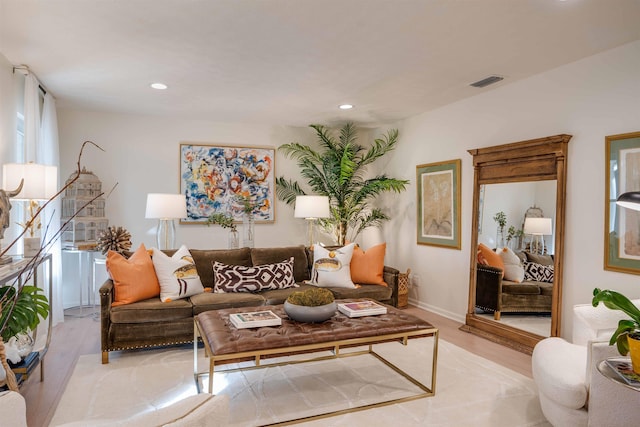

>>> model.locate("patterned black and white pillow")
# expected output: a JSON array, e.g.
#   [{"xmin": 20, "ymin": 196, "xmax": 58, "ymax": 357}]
[
  {"xmin": 212, "ymin": 257, "xmax": 298, "ymax": 293},
  {"xmin": 523, "ymin": 261, "xmax": 554, "ymax": 283}
]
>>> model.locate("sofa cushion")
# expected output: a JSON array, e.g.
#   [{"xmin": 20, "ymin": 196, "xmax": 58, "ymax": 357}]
[
  {"xmin": 351, "ymin": 242, "xmax": 387, "ymax": 287},
  {"xmin": 477, "ymin": 243, "xmax": 504, "ymax": 274},
  {"xmin": 498, "ymin": 247, "xmax": 524, "ymax": 283},
  {"xmin": 502, "ymin": 281, "xmax": 540, "ymax": 295},
  {"xmin": 190, "ymin": 248, "xmax": 252, "ymax": 288},
  {"xmin": 107, "ymin": 244, "xmax": 161, "ymax": 307},
  {"xmin": 326, "ymin": 284, "xmax": 393, "ymax": 301},
  {"xmin": 152, "ymin": 245, "xmax": 205, "ymax": 302},
  {"xmin": 190, "ymin": 291, "xmax": 266, "ymax": 314},
  {"xmin": 311, "ymin": 243, "xmax": 356, "ymax": 288},
  {"xmin": 251, "ymin": 245, "xmax": 310, "ymax": 282},
  {"xmin": 524, "ymin": 261, "xmax": 554, "ymax": 283},
  {"xmin": 213, "ymin": 258, "xmax": 297, "ymax": 293},
  {"xmin": 525, "ymin": 251, "xmax": 554, "ymax": 266},
  {"xmin": 110, "ymin": 297, "xmax": 193, "ymax": 323}
]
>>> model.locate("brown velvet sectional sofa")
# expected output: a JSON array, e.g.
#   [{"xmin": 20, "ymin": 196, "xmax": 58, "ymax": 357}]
[
  {"xmin": 475, "ymin": 250, "xmax": 554, "ymax": 320},
  {"xmin": 99, "ymin": 245, "xmax": 400, "ymax": 363}
]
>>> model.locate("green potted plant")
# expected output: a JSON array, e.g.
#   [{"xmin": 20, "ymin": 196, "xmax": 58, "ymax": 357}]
[
  {"xmin": 493, "ymin": 211, "xmax": 507, "ymax": 247},
  {"xmin": 276, "ymin": 123, "xmax": 409, "ymax": 245},
  {"xmin": 592, "ymin": 288, "xmax": 640, "ymax": 374},
  {"xmin": 206, "ymin": 213, "xmax": 239, "ymax": 249},
  {"xmin": 284, "ymin": 288, "xmax": 336, "ymax": 323},
  {"xmin": 506, "ymin": 226, "xmax": 524, "ymax": 250}
]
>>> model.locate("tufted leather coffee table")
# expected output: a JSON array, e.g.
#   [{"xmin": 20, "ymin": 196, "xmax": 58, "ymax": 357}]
[{"xmin": 193, "ymin": 299, "xmax": 438, "ymax": 425}]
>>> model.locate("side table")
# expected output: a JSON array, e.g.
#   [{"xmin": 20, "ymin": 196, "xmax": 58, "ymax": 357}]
[
  {"xmin": 597, "ymin": 358, "xmax": 640, "ymax": 392},
  {"xmin": 62, "ymin": 249, "xmax": 101, "ymax": 317}
]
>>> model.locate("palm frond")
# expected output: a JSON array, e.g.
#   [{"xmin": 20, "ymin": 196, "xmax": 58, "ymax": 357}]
[
  {"xmin": 352, "ymin": 176, "xmax": 409, "ymax": 206},
  {"xmin": 278, "ymin": 143, "xmax": 323, "ymax": 164},
  {"xmin": 279, "ymin": 123, "xmax": 405, "ymax": 244},
  {"xmin": 275, "ymin": 177, "xmax": 306, "ymax": 205},
  {"xmin": 310, "ymin": 124, "xmax": 340, "ymax": 152},
  {"xmin": 352, "ymin": 209, "xmax": 390, "ymax": 240},
  {"xmin": 357, "ymin": 128, "xmax": 399, "ymax": 168}
]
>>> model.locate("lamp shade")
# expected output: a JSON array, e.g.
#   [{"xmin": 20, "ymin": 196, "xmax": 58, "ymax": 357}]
[
  {"xmin": 145, "ymin": 193, "xmax": 187, "ymax": 219},
  {"xmin": 294, "ymin": 195, "xmax": 330, "ymax": 219},
  {"xmin": 2, "ymin": 163, "xmax": 58, "ymax": 200},
  {"xmin": 616, "ymin": 191, "xmax": 640, "ymax": 211},
  {"xmin": 523, "ymin": 217, "xmax": 552, "ymax": 235}
]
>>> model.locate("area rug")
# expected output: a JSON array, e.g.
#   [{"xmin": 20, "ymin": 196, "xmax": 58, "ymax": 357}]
[{"xmin": 50, "ymin": 338, "xmax": 550, "ymax": 426}]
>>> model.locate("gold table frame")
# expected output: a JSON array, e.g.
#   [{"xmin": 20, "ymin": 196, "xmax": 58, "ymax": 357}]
[{"xmin": 193, "ymin": 318, "xmax": 438, "ymax": 426}]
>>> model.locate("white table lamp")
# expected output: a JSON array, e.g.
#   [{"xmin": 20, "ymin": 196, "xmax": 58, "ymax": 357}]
[
  {"xmin": 523, "ymin": 217, "xmax": 552, "ymax": 255},
  {"xmin": 145, "ymin": 193, "xmax": 187, "ymax": 250},
  {"xmin": 294, "ymin": 195, "xmax": 330, "ymax": 247},
  {"xmin": 2, "ymin": 163, "xmax": 58, "ymax": 259}
]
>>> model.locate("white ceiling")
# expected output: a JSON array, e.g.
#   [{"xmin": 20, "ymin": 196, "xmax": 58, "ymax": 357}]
[{"xmin": 2, "ymin": 0, "xmax": 640, "ymax": 127}]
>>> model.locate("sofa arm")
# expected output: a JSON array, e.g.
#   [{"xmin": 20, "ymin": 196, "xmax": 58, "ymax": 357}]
[
  {"xmin": 475, "ymin": 264, "xmax": 502, "ymax": 313},
  {"xmin": 383, "ymin": 266, "xmax": 400, "ymax": 307},
  {"xmin": 99, "ymin": 279, "xmax": 114, "ymax": 363}
]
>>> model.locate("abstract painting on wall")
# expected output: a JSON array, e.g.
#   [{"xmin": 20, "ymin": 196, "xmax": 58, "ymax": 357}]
[{"xmin": 180, "ymin": 143, "xmax": 275, "ymax": 223}]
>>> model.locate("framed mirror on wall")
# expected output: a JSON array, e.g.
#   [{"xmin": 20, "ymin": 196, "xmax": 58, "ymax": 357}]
[{"xmin": 461, "ymin": 134, "xmax": 572, "ymax": 354}]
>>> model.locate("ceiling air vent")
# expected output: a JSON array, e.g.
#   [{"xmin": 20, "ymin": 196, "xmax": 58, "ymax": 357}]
[{"xmin": 470, "ymin": 75, "xmax": 504, "ymax": 88}]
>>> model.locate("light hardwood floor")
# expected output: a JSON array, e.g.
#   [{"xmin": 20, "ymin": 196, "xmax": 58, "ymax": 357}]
[{"xmin": 20, "ymin": 306, "xmax": 533, "ymax": 427}]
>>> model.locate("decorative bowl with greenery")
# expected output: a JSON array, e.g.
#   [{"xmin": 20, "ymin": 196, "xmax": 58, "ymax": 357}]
[
  {"xmin": 284, "ymin": 288, "xmax": 336, "ymax": 323},
  {"xmin": 592, "ymin": 288, "xmax": 640, "ymax": 373}
]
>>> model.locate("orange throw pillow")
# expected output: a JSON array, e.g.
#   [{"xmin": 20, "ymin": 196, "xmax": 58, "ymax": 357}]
[
  {"xmin": 350, "ymin": 242, "xmax": 387, "ymax": 287},
  {"xmin": 477, "ymin": 243, "xmax": 505, "ymax": 273},
  {"xmin": 107, "ymin": 243, "xmax": 160, "ymax": 306}
]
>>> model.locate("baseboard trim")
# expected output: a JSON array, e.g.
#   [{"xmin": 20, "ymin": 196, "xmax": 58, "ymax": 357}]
[{"xmin": 408, "ymin": 298, "xmax": 465, "ymax": 324}]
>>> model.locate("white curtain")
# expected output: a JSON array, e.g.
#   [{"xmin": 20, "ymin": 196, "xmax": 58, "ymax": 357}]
[
  {"xmin": 40, "ymin": 92, "xmax": 63, "ymax": 326},
  {"xmin": 23, "ymin": 74, "xmax": 64, "ymax": 329},
  {"xmin": 23, "ymin": 75, "xmax": 40, "ymax": 162}
]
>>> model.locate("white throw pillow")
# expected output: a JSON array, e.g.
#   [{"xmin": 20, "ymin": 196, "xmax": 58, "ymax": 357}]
[
  {"xmin": 498, "ymin": 247, "xmax": 525, "ymax": 283},
  {"xmin": 152, "ymin": 245, "xmax": 205, "ymax": 302},
  {"xmin": 311, "ymin": 243, "xmax": 356, "ymax": 289}
]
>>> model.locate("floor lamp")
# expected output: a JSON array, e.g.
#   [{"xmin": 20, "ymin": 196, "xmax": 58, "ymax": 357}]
[
  {"xmin": 523, "ymin": 217, "xmax": 552, "ymax": 255},
  {"xmin": 145, "ymin": 193, "xmax": 187, "ymax": 250},
  {"xmin": 294, "ymin": 195, "xmax": 330, "ymax": 248}
]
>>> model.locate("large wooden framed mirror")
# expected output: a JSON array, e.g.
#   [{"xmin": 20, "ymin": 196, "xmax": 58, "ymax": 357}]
[{"xmin": 462, "ymin": 134, "xmax": 571, "ymax": 353}]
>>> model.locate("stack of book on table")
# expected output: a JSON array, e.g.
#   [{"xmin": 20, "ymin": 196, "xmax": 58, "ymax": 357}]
[
  {"xmin": 605, "ymin": 358, "xmax": 640, "ymax": 388},
  {"xmin": 229, "ymin": 310, "xmax": 282, "ymax": 329},
  {"xmin": 338, "ymin": 301, "xmax": 387, "ymax": 317}
]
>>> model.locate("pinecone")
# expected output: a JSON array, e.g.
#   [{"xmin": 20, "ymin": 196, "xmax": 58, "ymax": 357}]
[{"xmin": 96, "ymin": 226, "xmax": 132, "ymax": 255}]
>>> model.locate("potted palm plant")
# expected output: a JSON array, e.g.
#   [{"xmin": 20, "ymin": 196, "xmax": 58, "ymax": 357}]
[
  {"xmin": 276, "ymin": 123, "xmax": 409, "ymax": 245},
  {"xmin": 592, "ymin": 288, "xmax": 640, "ymax": 374}
]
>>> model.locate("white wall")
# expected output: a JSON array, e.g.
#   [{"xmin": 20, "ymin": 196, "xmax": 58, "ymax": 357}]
[
  {"xmin": 0, "ymin": 53, "xmax": 26, "ymax": 249},
  {"xmin": 56, "ymin": 40, "xmax": 640, "ymax": 337},
  {"xmin": 57, "ymin": 112, "xmax": 329, "ymax": 306},
  {"xmin": 382, "ymin": 40, "xmax": 640, "ymax": 337}
]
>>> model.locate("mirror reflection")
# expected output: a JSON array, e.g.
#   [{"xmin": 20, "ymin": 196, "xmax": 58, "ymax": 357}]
[{"xmin": 475, "ymin": 180, "xmax": 556, "ymax": 337}]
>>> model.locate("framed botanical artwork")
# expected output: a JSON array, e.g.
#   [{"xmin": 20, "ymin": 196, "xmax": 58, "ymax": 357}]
[
  {"xmin": 179, "ymin": 143, "xmax": 275, "ymax": 224},
  {"xmin": 605, "ymin": 131, "xmax": 640, "ymax": 274},
  {"xmin": 416, "ymin": 159, "xmax": 461, "ymax": 249}
]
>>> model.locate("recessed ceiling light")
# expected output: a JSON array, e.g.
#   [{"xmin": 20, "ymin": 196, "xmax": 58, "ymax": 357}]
[
  {"xmin": 339, "ymin": 104, "xmax": 353, "ymax": 110},
  {"xmin": 150, "ymin": 83, "xmax": 168, "ymax": 90}
]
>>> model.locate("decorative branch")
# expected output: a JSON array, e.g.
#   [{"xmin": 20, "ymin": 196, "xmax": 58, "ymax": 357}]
[{"xmin": 0, "ymin": 140, "xmax": 107, "ymax": 391}]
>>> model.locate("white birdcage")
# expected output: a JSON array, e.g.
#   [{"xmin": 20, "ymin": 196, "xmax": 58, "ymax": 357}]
[{"xmin": 61, "ymin": 167, "xmax": 108, "ymax": 249}]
